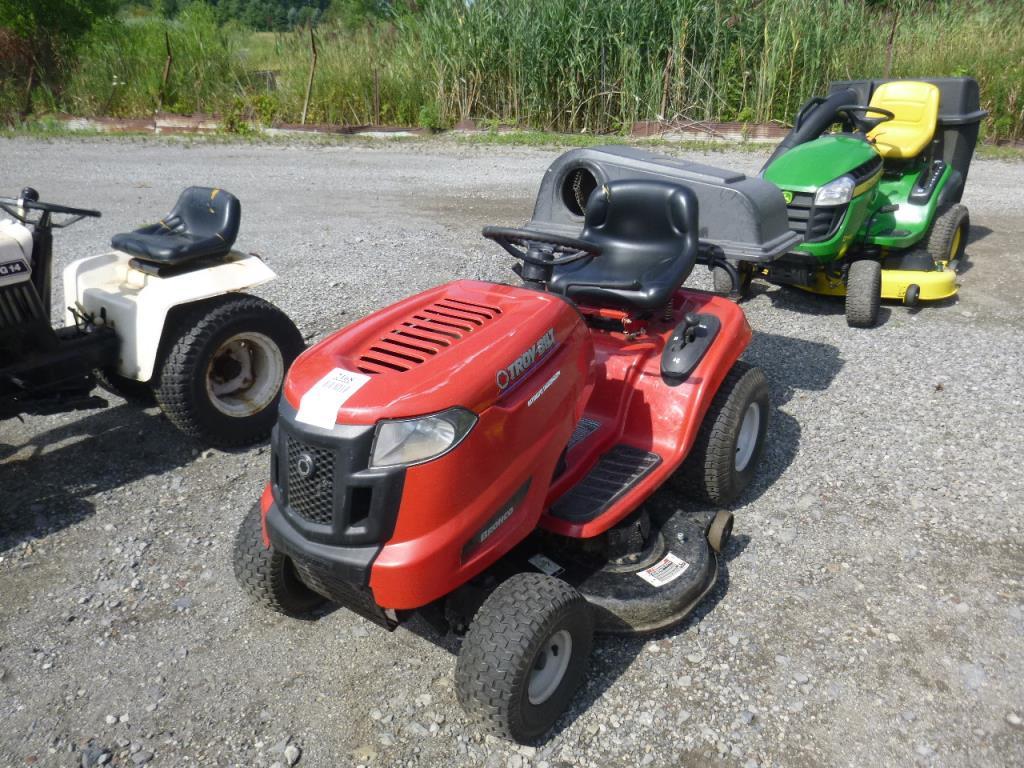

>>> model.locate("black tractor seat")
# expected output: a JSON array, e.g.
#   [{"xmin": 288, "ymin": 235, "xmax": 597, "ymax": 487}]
[
  {"xmin": 547, "ymin": 179, "xmax": 698, "ymax": 312},
  {"xmin": 111, "ymin": 187, "xmax": 241, "ymax": 267}
]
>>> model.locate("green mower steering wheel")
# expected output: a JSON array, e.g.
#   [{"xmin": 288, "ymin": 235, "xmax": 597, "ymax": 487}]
[{"xmin": 834, "ymin": 104, "xmax": 896, "ymax": 134}]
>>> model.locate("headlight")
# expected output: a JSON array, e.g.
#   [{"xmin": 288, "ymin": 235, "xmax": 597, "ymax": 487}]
[
  {"xmin": 370, "ymin": 407, "xmax": 477, "ymax": 468},
  {"xmin": 814, "ymin": 175, "xmax": 855, "ymax": 207}
]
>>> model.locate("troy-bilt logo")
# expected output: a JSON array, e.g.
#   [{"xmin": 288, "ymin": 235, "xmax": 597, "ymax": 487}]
[
  {"xmin": 496, "ymin": 328, "xmax": 556, "ymax": 390},
  {"xmin": 0, "ymin": 259, "xmax": 29, "ymax": 278}
]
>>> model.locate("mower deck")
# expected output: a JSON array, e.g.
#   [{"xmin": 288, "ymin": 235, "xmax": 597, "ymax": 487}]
[
  {"xmin": 518, "ymin": 508, "xmax": 720, "ymax": 636},
  {"xmin": 794, "ymin": 266, "xmax": 958, "ymax": 303}
]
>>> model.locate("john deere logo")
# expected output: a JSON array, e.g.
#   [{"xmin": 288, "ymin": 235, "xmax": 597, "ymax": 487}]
[{"xmin": 782, "ymin": 190, "xmax": 794, "ymax": 205}]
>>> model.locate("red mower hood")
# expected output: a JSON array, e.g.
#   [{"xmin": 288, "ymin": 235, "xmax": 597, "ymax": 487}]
[{"xmin": 283, "ymin": 280, "xmax": 585, "ymax": 425}]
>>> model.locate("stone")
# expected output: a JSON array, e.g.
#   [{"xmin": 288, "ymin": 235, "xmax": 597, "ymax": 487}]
[{"xmin": 284, "ymin": 743, "xmax": 301, "ymax": 766}]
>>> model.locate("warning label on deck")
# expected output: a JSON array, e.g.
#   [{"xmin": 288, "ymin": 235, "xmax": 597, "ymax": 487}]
[{"xmin": 637, "ymin": 552, "xmax": 690, "ymax": 587}]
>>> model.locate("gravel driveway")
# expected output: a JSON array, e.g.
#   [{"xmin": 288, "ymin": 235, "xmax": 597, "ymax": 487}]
[{"xmin": 1, "ymin": 136, "xmax": 1022, "ymax": 768}]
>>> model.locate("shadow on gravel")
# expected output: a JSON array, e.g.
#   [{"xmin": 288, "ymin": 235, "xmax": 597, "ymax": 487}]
[
  {"xmin": 755, "ymin": 283, "xmax": 894, "ymax": 326},
  {"xmin": 0, "ymin": 403, "xmax": 198, "ymax": 553},
  {"xmin": 968, "ymin": 224, "xmax": 992, "ymax": 246}
]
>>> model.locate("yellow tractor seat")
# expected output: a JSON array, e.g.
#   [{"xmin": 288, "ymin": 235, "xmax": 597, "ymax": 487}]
[{"xmin": 866, "ymin": 81, "xmax": 941, "ymax": 160}]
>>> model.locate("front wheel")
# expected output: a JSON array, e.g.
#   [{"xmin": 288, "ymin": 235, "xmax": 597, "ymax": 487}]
[
  {"xmin": 232, "ymin": 502, "xmax": 325, "ymax": 617},
  {"xmin": 845, "ymin": 259, "xmax": 881, "ymax": 328},
  {"xmin": 926, "ymin": 204, "xmax": 969, "ymax": 268},
  {"xmin": 455, "ymin": 573, "xmax": 594, "ymax": 743},
  {"xmin": 154, "ymin": 294, "xmax": 304, "ymax": 447},
  {"xmin": 672, "ymin": 360, "xmax": 770, "ymax": 506}
]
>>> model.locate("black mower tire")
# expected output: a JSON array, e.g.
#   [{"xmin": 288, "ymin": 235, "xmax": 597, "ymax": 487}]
[
  {"xmin": 925, "ymin": 204, "xmax": 969, "ymax": 267},
  {"xmin": 707, "ymin": 510, "xmax": 734, "ymax": 554},
  {"xmin": 153, "ymin": 294, "xmax": 304, "ymax": 448},
  {"xmin": 712, "ymin": 263, "xmax": 751, "ymax": 299},
  {"xmin": 845, "ymin": 259, "xmax": 881, "ymax": 328},
  {"xmin": 94, "ymin": 368, "xmax": 155, "ymax": 405},
  {"xmin": 232, "ymin": 502, "xmax": 324, "ymax": 618},
  {"xmin": 455, "ymin": 573, "xmax": 594, "ymax": 743},
  {"xmin": 673, "ymin": 360, "xmax": 769, "ymax": 506}
]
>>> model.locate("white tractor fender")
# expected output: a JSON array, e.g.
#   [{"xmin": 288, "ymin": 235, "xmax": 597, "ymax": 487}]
[{"xmin": 63, "ymin": 251, "xmax": 277, "ymax": 382}]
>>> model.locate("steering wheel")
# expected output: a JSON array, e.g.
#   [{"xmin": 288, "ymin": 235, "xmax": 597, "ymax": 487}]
[
  {"xmin": 834, "ymin": 104, "xmax": 895, "ymax": 134},
  {"xmin": 482, "ymin": 226, "xmax": 601, "ymax": 267},
  {"xmin": 0, "ymin": 190, "xmax": 101, "ymax": 229}
]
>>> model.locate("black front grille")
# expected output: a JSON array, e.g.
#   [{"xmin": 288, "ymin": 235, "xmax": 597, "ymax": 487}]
[
  {"xmin": 786, "ymin": 192, "xmax": 847, "ymax": 243},
  {"xmin": 286, "ymin": 438, "xmax": 336, "ymax": 525},
  {"xmin": 0, "ymin": 282, "xmax": 45, "ymax": 330}
]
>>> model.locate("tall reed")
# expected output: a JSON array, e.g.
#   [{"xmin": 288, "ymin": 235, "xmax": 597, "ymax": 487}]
[{"xmin": 22, "ymin": 0, "xmax": 1023, "ymax": 139}]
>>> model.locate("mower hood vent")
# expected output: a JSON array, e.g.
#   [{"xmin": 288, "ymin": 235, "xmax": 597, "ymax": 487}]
[
  {"xmin": 849, "ymin": 155, "xmax": 883, "ymax": 186},
  {"xmin": 357, "ymin": 297, "xmax": 501, "ymax": 375}
]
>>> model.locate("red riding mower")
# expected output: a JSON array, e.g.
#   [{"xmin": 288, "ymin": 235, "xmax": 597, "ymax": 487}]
[{"xmin": 234, "ymin": 148, "xmax": 795, "ymax": 741}]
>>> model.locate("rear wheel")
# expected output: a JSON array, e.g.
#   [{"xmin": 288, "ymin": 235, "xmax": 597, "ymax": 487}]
[
  {"xmin": 673, "ymin": 360, "xmax": 769, "ymax": 506},
  {"xmin": 455, "ymin": 573, "xmax": 594, "ymax": 743},
  {"xmin": 232, "ymin": 502, "xmax": 324, "ymax": 617},
  {"xmin": 845, "ymin": 259, "xmax": 881, "ymax": 328},
  {"xmin": 926, "ymin": 204, "xmax": 969, "ymax": 268},
  {"xmin": 154, "ymin": 295, "xmax": 304, "ymax": 447}
]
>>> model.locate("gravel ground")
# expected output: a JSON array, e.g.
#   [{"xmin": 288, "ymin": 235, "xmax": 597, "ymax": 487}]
[{"xmin": 1, "ymin": 136, "xmax": 1022, "ymax": 768}]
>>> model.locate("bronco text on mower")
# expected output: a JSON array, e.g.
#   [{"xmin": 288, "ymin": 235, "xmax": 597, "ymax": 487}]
[
  {"xmin": 234, "ymin": 149, "xmax": 795, "ymax": 742},
  {"xmin": 721, "ymin": 77, "xmax": 986, "ymax": 327},
  {"xmin": 0, "ymin": 187, "xmax": 303, "ymax": 446}
]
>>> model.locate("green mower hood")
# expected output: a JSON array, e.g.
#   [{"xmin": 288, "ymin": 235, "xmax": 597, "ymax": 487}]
[{"xmin": 762, "ymin": 135, "xmax": 879, "ymax": 193}]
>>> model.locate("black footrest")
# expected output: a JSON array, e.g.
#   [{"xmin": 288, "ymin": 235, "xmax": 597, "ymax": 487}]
[{"xmin": 551, "ymin": 445, "xmax": 661, "ymax": 523}]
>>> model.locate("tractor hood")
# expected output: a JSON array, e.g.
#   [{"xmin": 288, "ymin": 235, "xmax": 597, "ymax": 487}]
[
  {"xmin": 762, "ymin": 135, "xmax": 880, "ymax": 193},
  {"xmin": 283, "ymin": 280, "xmax": 589, "ymax": 426}
]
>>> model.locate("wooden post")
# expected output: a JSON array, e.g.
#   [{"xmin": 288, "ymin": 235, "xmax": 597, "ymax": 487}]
[
  {"xmin": 884, "ymin": 9, "xmax": 900, "ymax": 78},
  {"xmin": 373, "ymin": 69, "xmax": 381, "ymax": 126},
  {"xmin": 156, "ymin": 31, "xmax": 172, "ymax": 113},
  {"xmin": 301, "ymin": 27, "xmax": 318, "ymax": 125},
  {"xmin": 23, "ymin": 62, "xmax": 35, "ymax": 116}
]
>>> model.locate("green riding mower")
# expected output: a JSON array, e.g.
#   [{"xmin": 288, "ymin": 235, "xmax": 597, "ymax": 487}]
[{"xmin": 719, "ymin": 77, "xmax": 987, "ymax": 327}]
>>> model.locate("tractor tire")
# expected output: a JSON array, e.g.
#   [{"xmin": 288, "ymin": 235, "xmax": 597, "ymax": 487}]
[
  {"xmin": 845, "ymin": 259, "xmax": 881, "ymax": 328},
  {"xmin": 153, "ymin": 294, "xmax": 304, "ymax": 448},
  {"xmin": 455, "ymin": 573, "xmax": 594, "ymax": 743},
  {"xmin": 94, "ymin": 368, "xmax": 155, "ymax": 405},
  {"xmin": 712, "ymin": 265, "xmax": 735, "ymax": 294},
  {"xmin": 712, "ymin": 263, "xmax": 751, "ymax": 299},
  {"xmin": 672, "ymin": 360, "xmax": 769, "ymax": 506},
  {"xmin": 925, "ymin": 203, "xmax": 969, "ymax": 267},
  {"xmin": 232, "ymin": 502, "xmax": 324, "ymax": 618}
]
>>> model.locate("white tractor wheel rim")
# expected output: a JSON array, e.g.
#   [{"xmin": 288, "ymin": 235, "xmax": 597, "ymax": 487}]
[
  {"xmin": 528, "ymin": 629, "xmax": 573, "ymax": 705},
  {"xmin": 205, "ymin": 332, "xmax": 284, "ymax": 418},
  {"xmin": 734, "ymin": 402, "xmax": 761, "ymax": 472}
]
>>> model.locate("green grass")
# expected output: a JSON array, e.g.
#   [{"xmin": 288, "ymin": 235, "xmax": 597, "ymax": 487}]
[{"xmin": 6, "ymin": 0, "xmax": 1023, "ymax": 139}]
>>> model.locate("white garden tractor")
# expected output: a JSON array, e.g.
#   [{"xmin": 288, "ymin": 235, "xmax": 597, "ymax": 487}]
[{"xmin": 0, "ymin": 186, "xmax": 303, "ymax": 447}]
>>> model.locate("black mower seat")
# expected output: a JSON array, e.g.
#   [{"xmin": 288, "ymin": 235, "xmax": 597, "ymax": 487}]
[
  {"xmin": 111, "ymin": 187, "xmax": 240, "ymax": 266},
  {"xmin": 548, "ymin": 180, "xmax": 698, "ymax": 312}
]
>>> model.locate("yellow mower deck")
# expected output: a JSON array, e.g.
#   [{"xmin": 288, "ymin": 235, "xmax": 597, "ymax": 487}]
[{"xmin": 794, "ymin": 268, "xmax": 958, "ymax": 303}]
